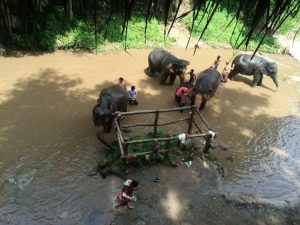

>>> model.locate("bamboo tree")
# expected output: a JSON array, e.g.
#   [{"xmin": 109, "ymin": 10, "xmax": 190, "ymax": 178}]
[
  {"xmin": 67, "ymin": 0, "xmax": 73, "ymax": 20},
  {"xmin": 0, "ymin": 0, "xmax": 12, "ymax": 43}
]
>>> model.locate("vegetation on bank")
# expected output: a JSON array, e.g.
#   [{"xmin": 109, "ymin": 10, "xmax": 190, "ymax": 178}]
[
  {"xmin": 104, "ymin": 131, "xmax": 197, "ymax": 172},
  {"xmin": 182, "ymin": 9, "xmax": 282, "ymax": 53},
  {"xmin": 12, "ymin": 12, "xmax": 175, "ymax": 52},
  {"xmin": 0, "ymin": 1, "xmax": 299, "ymax": 53}
]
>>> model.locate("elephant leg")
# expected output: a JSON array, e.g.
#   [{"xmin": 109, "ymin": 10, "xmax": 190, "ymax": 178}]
[
  {"xmin": 199, "ymin": 100, "xmax": 207, "ymax": 111},
  {"xmin": 160, "ymin": 74, "xmax": 169, "ymax": 85},
  {"xmin": 148, "ymin": 64, "xmax": 155, "ymax": 76},
  {"xmin": 252, "ymin": 72, "xmax": 262, "ymax": 87},
  {"xmin": 179, "ymin": 74, "xmax": 185, "ymax": 84},
  {"xmin": 194, "ymin": 94, "xmax": 204, "ymax": 111},
  {"xmin": 257, "ymin": 73, "xmax": 263, "ymax": 86},
  {"xmin": 169, "ymin": 74, "xmax": 176, "ymax": 85},
  {"xmin": 190, "ymin": 95, "xmax": 195, "ymax": 105},
  {"xmin": 229, "ymin": 70, "xmax": 237, "ymax": 80}
]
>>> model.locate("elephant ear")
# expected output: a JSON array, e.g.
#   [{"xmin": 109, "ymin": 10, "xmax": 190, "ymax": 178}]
[
  {"xmin": 260, "ymin": 63, "xmax": 269, "ymax": 75},
  {"xmin": 110, "ymin": 102, "xmax": 117, "ymax": 113}
]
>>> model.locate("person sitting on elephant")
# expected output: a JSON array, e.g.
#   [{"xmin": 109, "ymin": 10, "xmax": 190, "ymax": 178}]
[
  {"xmin": 118, "ymin": 77, "xmax": 126, "ymax": 91},
  {"xmin": 185, "ymin": 69, "xmax": 196, "ymax": 87},
  {"xmin": 221, "ymin": 62, "xmax": 234, "ymax": 83},
  {"xmin": 175, "ymin": 86, "xmax": 189, "ymax": 107},
  {"xmin": 211, "ymin": 55, "xmax": 221, "ymax": 70},
  {"xmin": 128, "ymin": 86, "xmax": 138, "ymax": 105}
]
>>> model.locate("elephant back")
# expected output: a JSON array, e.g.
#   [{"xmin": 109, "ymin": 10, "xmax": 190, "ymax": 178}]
[
  {"xmin": 97, "ymin": 85, "xmax": 128, "ymax": 112},
  {"xmin": 194, "ymin": 68, "xmax": 221, "ymax": 94},
  {"xmin": 148, "ymin": 48, "xmax": 171, "ymax": 71},
  {"xmin": 235, "ymin": 54, "xmax": 268, "ymax": 65}
]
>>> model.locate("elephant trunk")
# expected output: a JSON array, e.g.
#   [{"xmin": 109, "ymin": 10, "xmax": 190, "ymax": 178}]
[
  {"xmin": 95, "ymin": 125, "xmax": 114, "ymax": 150},
  {"xmin": 272, "ymin": 76, "xmax": 279, "ymax": 90}
]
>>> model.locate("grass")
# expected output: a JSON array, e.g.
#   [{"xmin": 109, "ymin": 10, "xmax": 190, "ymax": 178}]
[
  {"xmin": 13, "ymin": 10, "xmax": 176, "ymax": 52},
  {"xmin": 104, "ymin": 130, "xmax": 197, "ymax": 172},
  {"xmin": 9, "ymin": 5, "xmax": 298, "ymax": 53},
  {"xmin": 182, "ymin": 8, "xmax": 280, "ymax": 53}
]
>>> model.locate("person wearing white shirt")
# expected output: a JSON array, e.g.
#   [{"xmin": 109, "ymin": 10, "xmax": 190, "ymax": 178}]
[{"xmin": 128, "ymin": 86, "xmax": 138, "ymax": 105}]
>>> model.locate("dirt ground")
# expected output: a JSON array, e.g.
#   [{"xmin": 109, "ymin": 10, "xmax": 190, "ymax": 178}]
[{"xmin": 0, "ymin": 47, "xmax": 300, "ymax": 225}]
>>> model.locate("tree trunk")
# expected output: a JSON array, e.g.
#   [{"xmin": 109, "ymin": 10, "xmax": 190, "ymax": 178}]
[
  {"xmin": 66, "ymin": 0, "xmax": 73, "ymax": 20},
  {"xmin": 0, "ymin": 0, "xmax": 13, "ymax": 43}
]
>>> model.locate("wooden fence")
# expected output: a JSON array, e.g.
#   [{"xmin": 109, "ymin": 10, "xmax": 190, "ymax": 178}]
[{"xmin": 113, "ymin": 106, "xmax": 216, "ymax": 160}]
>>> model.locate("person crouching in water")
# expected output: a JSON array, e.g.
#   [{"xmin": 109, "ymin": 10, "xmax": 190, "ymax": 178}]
[
  {"xmin": 128, "ymin": 86, "xmax": 138, "ymax": 105},
  {"xmin": 114, "ymin": 179, "xmax": 139, "ymax": 213},
  {"xmin": 175, "ymin": 86, "xmax": 189, "ymax": 107}
]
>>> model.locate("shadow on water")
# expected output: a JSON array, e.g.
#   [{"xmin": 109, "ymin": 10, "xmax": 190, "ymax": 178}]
[
  {"xmin": 202, "ymin": 81, "xmax": 300, "ymax": 208},
  {"xmin": 0, "ymin": 69, "xmax": 123, "ymax": 225}
]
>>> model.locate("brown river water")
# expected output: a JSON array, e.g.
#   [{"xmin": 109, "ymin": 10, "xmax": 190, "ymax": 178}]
[{"xmin": 0, "ymin": 48, "xmax": 299, "ymax": 224}]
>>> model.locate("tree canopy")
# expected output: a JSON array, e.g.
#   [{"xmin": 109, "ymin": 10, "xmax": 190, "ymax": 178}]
[{"xmin": 0, "ymin": 0, "xmax": 299, "ymax": 53}]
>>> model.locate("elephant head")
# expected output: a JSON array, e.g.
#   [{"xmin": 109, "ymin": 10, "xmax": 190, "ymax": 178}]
[
  {"xmin": 261, "ymin": 62, "xmax": 279, "ymax": 88},
  {"xmin": 173, "ymin": 60, "xmax": 190, "ymax": 83},
  {"xmin": 93, "ymin": 95, "xmax": 117, "ymax": 133}
]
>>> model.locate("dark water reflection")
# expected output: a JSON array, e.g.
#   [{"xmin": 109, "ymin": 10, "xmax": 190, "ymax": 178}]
[{"xmin": 220, "ymin": 76, "xmax": 300, "ymax": 207}]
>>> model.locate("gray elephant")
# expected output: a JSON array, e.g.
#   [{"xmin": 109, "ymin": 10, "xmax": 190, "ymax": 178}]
[
  {"xmin": 92, "ymin": 85, "xmax": 128, "ymax": 149},
  {"xmin": 147, "ymin": 48, "xmax": 190, "ymax": 85},
  {"xmin": 229, "ymin": 54, "xmax": 278, "ymax": 89},
  {"xmin": 191, "ymin": 68, "xmax": 221, "ymax": 111}
]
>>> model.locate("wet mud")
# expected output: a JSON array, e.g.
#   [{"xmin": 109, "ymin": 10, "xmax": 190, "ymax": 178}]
[{"xmin": 0, "ymin": 48, "xmax": 299, "ymax": 225}]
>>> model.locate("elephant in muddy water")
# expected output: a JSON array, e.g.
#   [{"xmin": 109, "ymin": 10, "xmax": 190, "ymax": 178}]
[
  {"xmin": 147, "ymin": 48, "xmax": 190, "ymax": 85},
  {"xmin": 191, "ymin": 68, "xmax": 221, "ymax": 111},
  {"xmin": 92, "ymin": 85, "xmax": 128, "ymax": 149},
  {"xmin": 229, "ymin": 54, "xmax": 278, "ymax": 89}
]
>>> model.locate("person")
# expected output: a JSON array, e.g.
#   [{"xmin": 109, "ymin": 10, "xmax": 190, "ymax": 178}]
[
  {"xmin": 128, "ymin": 86, "xmax": 138, "ymax": 105},
  {"xmin": 175, "ymin": 86, "xmax": 189, "ymax": 106},
  {"xmin": 118, "ymin": 77, "xmax": 126, "ymax": 91},
  {"xmin": 178, "ymin": 133, "xmax": 191, "ymax": 150},
  {"xmin": 113, "ymin": 179, "xmax": 139, "ymax": 213},
  {"xmin": 185, "ymin": 69, "xmax": 196, "ymax": 87},
  {"xmin": 221, "ymin": 61, "xmax": 234, "ymax": 83},
  {"xmin": 211, "ymin": 55, "xmax": 221, "ymax": 70}
]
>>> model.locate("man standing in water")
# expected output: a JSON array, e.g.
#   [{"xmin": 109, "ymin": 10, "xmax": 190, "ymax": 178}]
[
  {"xmin": 185, "ymin": 69, "xmax": 196, "ymax": 87},
  {"xmin": 118, "ymin": 77, "xmax": 127, "ymax": 91},
  {"xmin": 211, "ymin": 55, "xmax": 221, "ymax": 70}
]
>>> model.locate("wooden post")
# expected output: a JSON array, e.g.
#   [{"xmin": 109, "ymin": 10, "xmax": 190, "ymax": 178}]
[
  {"xmin": 165, "ymin": 135, "xmax": 171, "ymax": 157},
  {"xmin": 203, "ymin": 134, "xmax": 212, "ymax": 154},
  {"xmin": 117, "ymin": 132, "xmax": 124, "ymax": 156},
  {"xmin": 153, "ymin": 111, "xmax": 159, "ymax": 137},
  {"xmin": 124, "ymin": 138, "xmax": 129, "ymax": 155},
  {"xmin": 187, "ymin": 107, "xmax": 195, "ymax": 134},
  {"xmin": 165, "ymin": 135, "xmax": 171, "ymax": 150}
]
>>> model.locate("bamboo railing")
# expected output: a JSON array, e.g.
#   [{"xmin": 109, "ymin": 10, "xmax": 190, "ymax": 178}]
[{"xmin": 113, "ymin": 106, "xmax": 215, "ymax": 160}]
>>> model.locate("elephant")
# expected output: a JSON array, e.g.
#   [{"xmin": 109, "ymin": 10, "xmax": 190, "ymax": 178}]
[
  {"xmin": 92, "ymin": 85, "xmax": 128, "ymax": 149},
  {"xmin": 191, "ymin": 68, "xmax": 221, "ymax": 111},
  {"xmin": 147, "ymin": 48, "xmax": 190, "ymax": 85},
  {"xmin": 228, "ymin": 54, "xmax": 278, "ymax": 89}
]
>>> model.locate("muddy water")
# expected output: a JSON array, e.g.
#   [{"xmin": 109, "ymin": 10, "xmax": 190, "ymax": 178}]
[{"xmin": 0, "ymin": 48, "xmax": 299, "ymax": 224}]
